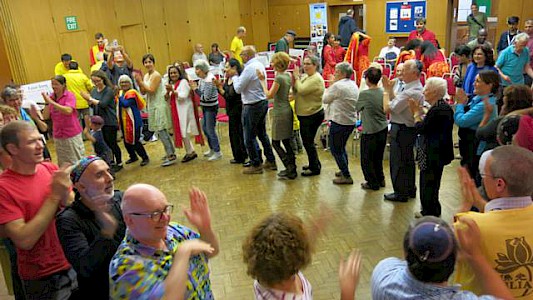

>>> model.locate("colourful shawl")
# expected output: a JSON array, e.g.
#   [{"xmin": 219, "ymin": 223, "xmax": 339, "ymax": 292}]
[
  {"xmin": 169, "ymin": 80, "xmax": 204, "ymax": 147},
  {"xmin": 118, "ymin": 89, "xmax": 145, "ymax": 144},
  {"xmin": 344, "ymin": 32, "xmax": 371, "ymax": 85}
]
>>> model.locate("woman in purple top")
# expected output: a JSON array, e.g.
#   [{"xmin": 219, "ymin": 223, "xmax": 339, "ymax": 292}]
[{"xmin": 42, "ymin": 75, "xmax": 85, "ymax": 165}]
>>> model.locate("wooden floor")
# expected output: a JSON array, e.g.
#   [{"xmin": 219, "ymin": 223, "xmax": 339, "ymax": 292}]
[{"xmin": 0, "ymin": 126, "xmax": 464, "ymax": 299}]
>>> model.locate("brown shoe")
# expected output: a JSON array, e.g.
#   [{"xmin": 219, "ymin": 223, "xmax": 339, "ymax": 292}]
[
  {"xmin": 333, "ymin": 176, "xmax": 353, "ymax": 185},
  {"xmin": 243, "ymin": 165, "xmax": 264, "ymax": 174},
  {"xmin": 263, "ymin": 161, "xmax": 277, "ymax": 171}
]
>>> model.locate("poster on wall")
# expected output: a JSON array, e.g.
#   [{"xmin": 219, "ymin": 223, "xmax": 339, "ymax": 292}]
[
  {"xmin": 386, "ymin": 1, "xmax": 427, "ymax": 33},
  {"xmin": 309, "ymin": 3, "xmax": 328, "ymax": 55}
]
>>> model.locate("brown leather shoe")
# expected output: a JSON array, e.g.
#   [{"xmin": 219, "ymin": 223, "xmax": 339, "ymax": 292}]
[
  {"xmin": 263, "ymin": 161, "xmax": 277, "ymax": 171},
  {"xmin": 333, "ymin": 176, "xmax": 353, "ymax": 185},
  {"xmin": 243, "ymin": 165, "xmax": 264, "ymax": 174}
]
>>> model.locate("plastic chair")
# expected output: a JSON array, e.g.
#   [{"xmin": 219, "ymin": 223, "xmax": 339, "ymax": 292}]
[{"xmin": 442, "ymin": 73, "xmax": 456, "ymax": 104}]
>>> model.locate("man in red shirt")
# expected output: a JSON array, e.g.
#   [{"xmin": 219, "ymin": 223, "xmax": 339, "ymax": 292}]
[
  {"xmin": 408, "ymin": 17, "xmax": 438, "ymax": 48},
  {"xmin": 0, "ymin": 121, "xmax": 78, "ymax": 299},
  {"xmin": 89, "ymin": 32, "xmax": 106, "ymax": 67}
]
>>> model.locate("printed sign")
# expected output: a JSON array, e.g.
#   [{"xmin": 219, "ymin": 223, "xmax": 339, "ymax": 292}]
[
  {"xmin": 21, "ymin": 80, "xmax": 52, "ymax": 109},
  {"xmin": 65, "ymin": 16, "xmax": 79, "ymax": 31}
]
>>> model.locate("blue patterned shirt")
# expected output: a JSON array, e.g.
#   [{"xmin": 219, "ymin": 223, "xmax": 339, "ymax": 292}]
[{"xmin": 109, "ymin": 223, "xmax": 213, "ymax": 299}]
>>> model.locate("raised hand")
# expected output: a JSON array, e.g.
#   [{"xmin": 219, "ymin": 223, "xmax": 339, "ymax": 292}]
[
  {"xmin": 456, "ymin": 217, "xmax": 482, "ymax": 261},
  {"xmin": 455, "ymin": 88, "xmax": 468, "ymax": 104},
  {"xmin": 183, "ymin": 187, "xmax": 211, "ymax": 232},
  {"xmin": 339, "ymin": 250, "xmax": 363, "ymax": 300},
  {"xmin": 381, "ymin": 75, "xmax": 393, "ymax": 90},
  {"xmin": 41, "ymin": 92, "xmax": 52, "ymax": 104},
  {"xmin": 29, "ymin": 104, "xmax": 41, "ymax": 120},
  {"xmin": 50, "ymin": 164, "xmax": 73, "ymax": 204}
]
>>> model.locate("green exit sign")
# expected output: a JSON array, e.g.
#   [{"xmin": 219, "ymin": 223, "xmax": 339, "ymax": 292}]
[{"xmin": 64, "ymin": 16, "xmax": 79, "ymax": 31}]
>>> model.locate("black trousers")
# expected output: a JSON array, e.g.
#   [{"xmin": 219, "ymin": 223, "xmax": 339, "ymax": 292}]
[
  {"xmin": 361, "ymin": 128, "xmax": 387, "ymax": 188},
  {"xmin": 102, "ymin": 125, "xmax": 122, "ymax": 165},
  {"xmin": 389, "ymin": 123, "xmax": 416, "ymax": 197},
  {"xmin": 420, "ymin": 164, "xmax": 445, "ymax": 217},
  {"xmin": 298, "ymin": 109, "xmax": 324, "ymax": 172},
  {"xmin": 272, "ymin": 138, "xmax": 295, "ymax": 167},
  {"xmin": 458, "ymin": 127, "xmax": 481, "ymax": 186},
  {"xmin": 227, "ymin": 108, "xmax": 247, "ymax": 162},
  {"xmin": 124, "ymin": 141, "xmax": 148, "ymax": 161}
]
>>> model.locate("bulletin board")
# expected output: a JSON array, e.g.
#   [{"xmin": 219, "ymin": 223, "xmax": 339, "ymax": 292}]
[{"xmin": 385, "ymin": 1, "xmax": 427, "ymax": 34}]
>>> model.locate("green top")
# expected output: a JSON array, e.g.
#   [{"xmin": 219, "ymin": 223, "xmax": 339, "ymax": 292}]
[
  {"xmin": 355, "ymin": 88, "xmax": 388, "ymax": 134},
  {"xmin": 467, "ymin": 12, "xmax": 487, "ymax": 39},
  {"xmin": 273, "ymin": 73, "xmax": 291, "ymax": 113},
  {"xmin": 275, "ymin": 38, "xmax": 289, "ymax": 53}
]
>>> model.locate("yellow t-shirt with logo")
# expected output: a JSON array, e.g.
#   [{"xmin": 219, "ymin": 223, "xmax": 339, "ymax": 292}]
[
  {"xmin": 454, "ymin": 205, "xmax": 533, "ymax": 299},
  {"xmin": 230, "ymin": 36, "xmax": 244, "ymax": 64}
]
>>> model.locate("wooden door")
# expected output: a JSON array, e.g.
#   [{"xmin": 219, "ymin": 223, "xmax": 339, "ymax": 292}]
[{"xmin": 120, "ymin": 24, "xmax": 147, "ymax": 71}]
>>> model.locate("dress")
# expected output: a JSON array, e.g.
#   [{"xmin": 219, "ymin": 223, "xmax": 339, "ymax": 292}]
[
  {"xmin": 271, "ymin": 73, "xmax": 293, "ymax": 140},
  {"xmin": 322, "ymin": 44, "xmax": 336, "ymax": 82},
  {"xmin": 56, "ymin": 191, "xmax": 126, "ymax": 300},
  {"xmin": 144, "ymin": 72, "xmax": 173, "ymax": 132},
  {"xmin": 109, "ymin": 223, "xmax": 213, "ymax": 299},
  {"xmin": 169, "ymin": 80, "xmax": 203, "ymax": 147},
  {"xmin": 345, "ymin": 33, "xmax": 371, "ymax": 85},
  {"xmin": 334, "ymin": 46, "xmax": 346, "ymax": 63}
]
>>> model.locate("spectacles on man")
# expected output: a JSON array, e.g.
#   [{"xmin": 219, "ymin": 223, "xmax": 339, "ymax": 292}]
[
  {"xmin": 129, "ymin": 205, "xmax": 174, "ymax": 222},
  {"xmin": 479, "ymin": 172, "xmax": 500, "ymax": 179}
]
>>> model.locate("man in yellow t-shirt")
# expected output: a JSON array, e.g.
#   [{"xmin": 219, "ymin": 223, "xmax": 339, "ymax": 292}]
[
  {"xmin": 54, "ymin": 53, "xmax": 83, "ymax": 76},
  {"xmin": 63, "ymin": 61, "xmax": 94, "ymax": 126},
  {"xmin": 454, "ymin": 145, "xmax": 533, "ymax": 299},
  {"xmin": 230, "ymin": 26, "xmax": 246, "ymax": 64}
]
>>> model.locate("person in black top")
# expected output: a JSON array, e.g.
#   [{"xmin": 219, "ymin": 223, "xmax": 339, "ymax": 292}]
[
  {"xmin": 214, "ymin": 58, "xmax": 248, "ymax": 164},
  {"xmin": 408, "ymin": 78, "xmax": 454, "ymax": 218},
  {"xmin": 56, "ymin": 156, "xmax": 126, "ymax": 300},
  {"xmin": 496, "ymin": 16, "xmax": 521, "ymax": 53}
]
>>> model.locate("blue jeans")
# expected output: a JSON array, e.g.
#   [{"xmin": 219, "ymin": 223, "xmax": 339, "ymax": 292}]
[
  {"xmin": 202, "ymin": 106, "xmax": 220, "ymax": 153},
  {"xmin": 329, "ymin": 121, "xmax": 354, "ymax": 177},
  {"xmin": 242, "ymin": 100, "xmax": 275, "ymax": 167}
]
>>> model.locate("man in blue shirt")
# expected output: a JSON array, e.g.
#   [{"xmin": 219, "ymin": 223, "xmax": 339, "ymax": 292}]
[{"xmin": 496, "ymin": 33, "xmax": 533, "ymax": 87}]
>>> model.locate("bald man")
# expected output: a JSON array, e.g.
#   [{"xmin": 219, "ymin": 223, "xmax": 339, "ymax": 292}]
[
  {"xmin": 56, "ymin": 156, "xmax": 126, "ymax": 300},
  {"xmin": 192, "ymin": 43, "xmax": 208, "ymax": 66},
  {"xmin": 109, "ymin": 184, "xmax": 219, "ymax": 299}
]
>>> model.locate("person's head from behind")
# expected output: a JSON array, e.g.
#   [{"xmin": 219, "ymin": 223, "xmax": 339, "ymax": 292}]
[
  {"xmin": 95, "ymin": 32, "xmax": 105, "ymax": 46},
  {"xmin": 270, "ymin": 52, "xmax": 291, "ymax": 73},
  {"xmin": 334, "ymin": 62, "xmax": 353, "ymax": 81},
  {"xmin": 122, "ymin": 184, "xmax": 173, "ymax": 247},
  {"xmin": 513, "ymin": 33, "xmax": 529, "ymax": 54},
  {"xmin": 474, "ymin": 70, "xmax": 499, "ymax": 96},
  {"xmin": 404, "ymin": 216, "xmax": 457, "ymax": 283},
  {"xmin": 402, "ymin": 60, "xmax": 422, "ymax": 83},
  {"xmin": 68, "ymin": 61, "xmax": 79, "ymax": 71},
  {"xmin": 507, "ymin": 16, "xmax": 520, "ymax": 32},
  {"xmin": 454, "ymin": 45, "xmax": 472, "ymax": 64},
  {"xmin": 387, "ymin": 37, "xmax": 396, "ymax": 47},
  {"xmin": 0, "ymin": 121, "xmax": 44, "ymax": 164},
  {"xmin": 365, "ymin": 66, "xmax": 382, "ymax": 87},
  {"xmin": 240, "ymin": 45, "xmax": 257, "ymax": 64},
  {"xmin": 0, "ymin": 105, "xmax": 17, "ymax": 127},
  {"xmin": 242, "ymin": 212, "xmax": 312, "ymax": 287},
  {"xmin": 347, "ymin": 9, "xmax": 354, "ymax": 17},
  {"xmin": 1, "ymin": 86, "xmax": 22, "ymax": 112},
  {"xmin": 194, "ymin": 43, "xmax": 204, "ymax": 54},
  {"xmin": 420, "ymin": 40, "xmax": 438, "ymax": 58},
  {"xmin": 405, "ymin": 39, "xmax": 422, "ymax": 51},
  {"xmin": 70, "ymin": 156, "xmax": 114, "ymax": 210},
  {"xmin": 472, "ymin": 45, "xmax": 494, "ymax": 67},
  {"xmin": 237, "ymin": 26, "xmax": 246, "ymax": 38},
  {"xmin": 477, "ymin": 28, "xmax": 488, "ymax": 44},
  {"xmin": 61, "ymin": 53, "xmax": 72, "ymax": 68},
  {"xmin": 118, "ymin": 75, "xmax": 133, "ymax": 92},
  {"xmin": 285, "ymin": 30, "xmax": 296, "ymax": 43},
  {"xmin": 501, "ymin": 85, "xmax": 532, "ymax": 115},
  {"xmin": 481, "ymin": 146, "xmax": 533, "ymax": 199},
  {"xmin": 167, "ymin": 64, "xmax": 186, "ymax": 84},
  {"xmin": 415, "ymin": 17, "xmax": 427, "ymax": 33}
]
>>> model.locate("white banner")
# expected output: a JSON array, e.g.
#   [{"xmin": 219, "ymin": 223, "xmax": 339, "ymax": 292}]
[
  {"xmin": 21, "ymin": 80, "xmax": 52, "ymax": 109},
  {"xmin": 309, "ymin": 3, "xmax": 328, "ymax": 54}
]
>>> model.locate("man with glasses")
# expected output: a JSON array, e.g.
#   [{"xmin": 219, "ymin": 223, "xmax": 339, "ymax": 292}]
[
  {"xmin": 56, "ymin": 156, "xmax": 126, "ymax": 300},
  {"xmin": 455, "ymin": 145, "xmax": 533, "ymax": 297},
  {"xmin": 110, "ymin": 184, "xmax": 219, "ymax": 299}
]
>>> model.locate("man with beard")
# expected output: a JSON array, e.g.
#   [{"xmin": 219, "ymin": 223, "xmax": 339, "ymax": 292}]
[{"xmin": 56, "ymin": 155, "xmax": 126, "ymax": 299}]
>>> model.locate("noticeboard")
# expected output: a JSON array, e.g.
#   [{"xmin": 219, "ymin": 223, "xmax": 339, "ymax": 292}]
[{"xmin": 385, "ymin": 1, "xmax": 427, "ymax": 34}]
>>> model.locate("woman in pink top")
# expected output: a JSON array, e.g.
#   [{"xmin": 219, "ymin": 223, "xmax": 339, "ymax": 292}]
[{"xmin": 42, "ymin": 75, "xmax": 85, "ymax": 165}]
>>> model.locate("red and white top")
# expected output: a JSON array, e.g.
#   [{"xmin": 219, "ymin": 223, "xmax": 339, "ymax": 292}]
[{"xmin": 253, "ymin": 272, "xmax": 313, "ymax": 300}]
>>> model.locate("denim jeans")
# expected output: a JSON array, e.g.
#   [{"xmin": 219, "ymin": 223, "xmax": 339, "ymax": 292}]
[
  {"xmin": 202, "ymin": 105, "xmax": 220, "ymax": 153},
  {"xmin": 157, "ymin": 129, "xmax": 175, "ymax": 157},
  {"xmin": 329, "ymin": 121, "xmax": 354, "ymax": 177},
  {"xmin": 242, "ymin": 100, "xmax": 275, "ymax": 167}
]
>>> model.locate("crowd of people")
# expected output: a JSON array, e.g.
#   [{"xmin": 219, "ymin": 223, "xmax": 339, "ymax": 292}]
[{"xmin": 0, "ymin": 6, "xmax": 532, "ymax": 299}]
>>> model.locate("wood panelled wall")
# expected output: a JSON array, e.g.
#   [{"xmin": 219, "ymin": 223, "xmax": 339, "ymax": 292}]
[
  {"xmin": 0, "ymin": 0, "xmax": 269, "ymax": 84},
  {"xmin": 494, "ymin": 0, "xmax": 533, "ymax": 42}
]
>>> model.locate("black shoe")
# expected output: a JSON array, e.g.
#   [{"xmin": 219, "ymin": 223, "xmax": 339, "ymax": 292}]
[
  {"xmin": 409, "ymin": 190, "xmax": 417, "ymax": 198},
  {"xmin": 140, "ymin": 159, "xmax": 150, "ymax": 167},
  {"xmin": 380, "ymin": 180, "xmax": 386, "ymax": 187},
  {"xmin": 230, "ymin": 159, "xmax": 244, "ymax": 164},
  {"xmin": 277, "ymin": 170, "xmax": 288, "ymax": 177},
  {"xmin": 125, "ymin": 158, "xmax": 138, "ymax": 164},
  {"xmin": 384, "ymin": 193, "xmax": 408, "ymax": 202},
  {"xmin": 302, "ymin": 165, "xmax": 310, "ymax": 170},
  {"xmin": 301, "ymin": 169, "xmax": 320, "ymax": 177},
  {"xmin": 243, "ymin": 161, "xmax": 252, "ymax": 167},
  {"xmin": 361, "ymin": 182, "xmax": 379, "ymax": 191},
  {"xmin": 182, "ymin": 152, "xmax": 198, "ymax": 163},
  {"xmin": 111, "ymin": 165, "xmax": 123, "ymax": 173}
]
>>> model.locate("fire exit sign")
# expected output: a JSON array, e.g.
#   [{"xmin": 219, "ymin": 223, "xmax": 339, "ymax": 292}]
[{"xmin": 65, "ymin": 16, "xmax": 79, "ymax": 31}]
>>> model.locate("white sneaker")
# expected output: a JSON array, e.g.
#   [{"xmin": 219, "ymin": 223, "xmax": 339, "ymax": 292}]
[
  {"xmin": 203, "ymin": 149, "xmax": 214, "ymax": 157},
  {"xmin": 208, "ymin": 152, "xmax": 222, "ymax": 161}
]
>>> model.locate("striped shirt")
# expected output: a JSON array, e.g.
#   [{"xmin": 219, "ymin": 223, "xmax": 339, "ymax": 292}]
[
  {"xmin": 253, "ymin": 272, "xmax": 313, "ymax": 300},
  {"xmin": 197, "ymin": 73, "xmax": 219, "ymax": 107}
]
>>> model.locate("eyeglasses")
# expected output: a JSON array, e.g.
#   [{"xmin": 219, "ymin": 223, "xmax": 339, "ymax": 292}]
[
  {"xmin": 129, "ymin": 205, "xmax": 174, "ymax": 221},
  {"xmin": 480, "ymin": 173, "xmax": 501, "ymax": 180}
]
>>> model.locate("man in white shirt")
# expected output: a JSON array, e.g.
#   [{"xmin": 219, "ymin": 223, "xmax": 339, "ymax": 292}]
[
  {"xmin": 378, "ymin": 37, "xmax": 401, "ymax": 67},
  {"xmin": 192, "ymin": 44, "xmax": 208, "ymax": 66}
]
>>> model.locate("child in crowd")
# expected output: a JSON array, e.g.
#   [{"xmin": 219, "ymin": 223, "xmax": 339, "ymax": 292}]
[
  {"xmin": 83, "ymin": 115, "xmax": 113, "ymax": 168},
  {"xmin": 289, "ymin": 98, "xmax": 303, "ymax": 154},
  {"xmin": 243, "ymin": 211, "xmax": 361, "ymax": 300}
]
